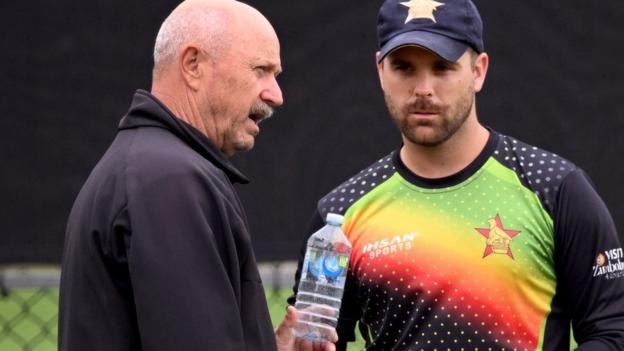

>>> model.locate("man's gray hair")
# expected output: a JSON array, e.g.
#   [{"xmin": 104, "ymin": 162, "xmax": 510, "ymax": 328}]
[{"xmin": 152, "ymin": 6, "xmax": 227, "ymax": 78}]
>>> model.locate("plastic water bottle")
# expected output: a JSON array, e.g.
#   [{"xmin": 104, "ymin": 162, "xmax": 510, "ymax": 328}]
[{"xmin": 293, "ymin": 213, "xmax": 352, "ymax": 342}]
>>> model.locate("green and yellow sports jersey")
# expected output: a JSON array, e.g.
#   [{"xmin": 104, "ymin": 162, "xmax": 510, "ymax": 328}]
[{"xmin": 291, "ymin": 130, "xmax": 624, "ymax": 351}]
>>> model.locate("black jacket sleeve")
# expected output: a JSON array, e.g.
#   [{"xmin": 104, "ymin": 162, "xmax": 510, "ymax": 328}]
[
  {"xmin": 553, "ymin": 169, "xmax": 624, "ymax": 350},
  {"xmin": 288, "ymin": 211, "xmax": 362, "ymax": 351}
]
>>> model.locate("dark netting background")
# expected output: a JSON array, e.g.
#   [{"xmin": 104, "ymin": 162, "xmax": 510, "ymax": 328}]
[
  {"xmin": 1, "ymin": 0, "xmax": 622, "ymax": 262},
  {"xmin": 1, "ymin": 1, "xmax": 621, "ymax": 350}
]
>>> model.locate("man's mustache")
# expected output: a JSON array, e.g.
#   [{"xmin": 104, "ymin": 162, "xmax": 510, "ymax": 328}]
[
  {"xmin": 250, "ymin": 102, "xmax": 274, "ymax": 122},
  {"xmin": 407, "ymin": 98, "xmax": 443, "ymax": 113}
]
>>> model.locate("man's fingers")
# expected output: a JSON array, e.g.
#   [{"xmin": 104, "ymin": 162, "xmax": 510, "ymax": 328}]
[
  {"xmin": 294, "ymin": 335, "xmax": 337, "ymax": 351},
  {"xmin": 296, "ymin": 339, "xmax": 324, "ymax": 351},
  {"xmin": 285, "ymin": 306, "xmax": 337, "ymax": 351},
  {"xmin": 329, "ymin": 328, "xmax": 338, "ymax": 343},
  {"xmin": 287, "ymin": 306, "xmax": 298, "ymax": 324},
  {"xmin": 275, "ymin": 306, "xmax": 297, "ymax": 338}
]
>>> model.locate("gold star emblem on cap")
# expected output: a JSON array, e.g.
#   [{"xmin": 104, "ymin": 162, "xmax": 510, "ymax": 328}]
[{"xmin": 401, "ymin": 0, "xmax": 445, "ymax": 24}]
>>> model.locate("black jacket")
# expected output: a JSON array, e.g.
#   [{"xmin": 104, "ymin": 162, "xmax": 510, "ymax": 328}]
[{"xmin": 59, "ymin": 90, "xmax": 276, "ymax": 351}]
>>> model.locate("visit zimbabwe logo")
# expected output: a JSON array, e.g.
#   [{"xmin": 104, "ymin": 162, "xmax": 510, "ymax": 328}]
[{"xmin": 475, "ymin": 214, "xmax": 521, "ymax": 259}]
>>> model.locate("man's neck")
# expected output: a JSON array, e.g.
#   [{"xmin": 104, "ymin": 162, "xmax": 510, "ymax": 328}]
[
  {"xmin": 151, "ymin": 85, "xmax": 216, "ymax": 140},
  {"xmin": 151, "ymin": 89, "xmax": 191, "ymax": 123},
  {"xmin": 400, "ymin": 121, "xmax": 490, "ymax": 179}
]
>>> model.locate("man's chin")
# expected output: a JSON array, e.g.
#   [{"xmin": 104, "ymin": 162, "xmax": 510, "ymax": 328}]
[
  {"xmin": 403, "ymin": 129, "xmax": 450, "ymax": 147},
  {"xmin": 233, "ymin": 139, "xmax": 256, "ymax": 153}
]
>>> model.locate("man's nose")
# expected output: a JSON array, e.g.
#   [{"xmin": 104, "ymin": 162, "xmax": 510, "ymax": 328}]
[
  {"xmin": 261, "ymin": 77, "xmax": 284, "ymax": 107},
  {"xmin": 411, "ymin": 71, "xmax": 434, "ymax": 97}
]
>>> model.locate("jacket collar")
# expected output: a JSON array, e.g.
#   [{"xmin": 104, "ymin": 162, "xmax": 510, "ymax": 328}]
[{"xmin": 118, "ymin": 89, "xmax": 250, "ymax": 184}]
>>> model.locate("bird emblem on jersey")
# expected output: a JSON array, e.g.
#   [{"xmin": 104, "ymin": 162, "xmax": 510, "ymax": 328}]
[
  {"xmin": 400, "ymin": 0, "xmax": 445, "ymax": 23},
  {"xmin": 475, "ymin": 214, "xmax": 521, "ymax": 259}
]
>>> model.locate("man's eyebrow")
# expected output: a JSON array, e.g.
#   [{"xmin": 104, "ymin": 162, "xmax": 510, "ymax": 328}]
[
  {"xmin": 266, "ymin": 62, "xmax": 282, "ymax": 74},
  {"xmin": 251, "ymin": 60, "xmax": 282, "ymax": 74},
  {"xmin": 434, "ymin": 58, "xmax": 459, "ymax": 67},
  {"xmin": 388, "ymin": 57, "xmax": 410, "ymax": 65}
]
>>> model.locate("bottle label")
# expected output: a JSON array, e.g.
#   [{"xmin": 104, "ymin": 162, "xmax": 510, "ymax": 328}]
[
  {"xmin": 305, "ymin": 251, "xmax": 322, "ymax": 280},
  {"xmin": 339, "ymin": 255, "xmax": 348, "ymax": 268},
  {"xmin": 302, "ymin": 250, "xmax": 349, "ymax": 283},
  {"xmin": 322, "ymin": 255, "xmax": 343, "ymax": 280}
]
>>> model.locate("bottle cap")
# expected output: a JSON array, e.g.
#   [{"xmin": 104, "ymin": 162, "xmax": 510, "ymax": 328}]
[{"xmin": 326, "ymin": 213, "xmax": 344, "ymax": 226}]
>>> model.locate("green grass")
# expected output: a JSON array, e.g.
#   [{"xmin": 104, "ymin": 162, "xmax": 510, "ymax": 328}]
[
  {"xmin": 0, "ymin": 288, "xmax": 58, "ymax": 351},
  {"xmin": 0, "ymin": 287, "xmax": 577, "ymax": 350}
]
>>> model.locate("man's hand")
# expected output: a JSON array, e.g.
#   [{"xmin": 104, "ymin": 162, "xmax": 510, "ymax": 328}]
[{"xmin": 275, "ymin": 306, "xmax": 338, "ymax": 351}]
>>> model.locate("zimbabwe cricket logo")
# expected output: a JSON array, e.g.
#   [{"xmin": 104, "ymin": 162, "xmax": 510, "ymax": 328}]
[{"xmin": 475, "ymin": 214, "xmax": 521, "ymax": 259}]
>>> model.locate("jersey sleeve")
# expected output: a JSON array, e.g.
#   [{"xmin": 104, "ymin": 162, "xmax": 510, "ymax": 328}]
[
  {"xmin": 125, "ymin": 169, "xmax": 251, "ymax": 351},
  {"xmin": 288, "ymin": 210, "xmax": 363, "ymax": 351},
  {"xmin": 553, "ymin": 169, "xmax": 624, "ymax": 350}
]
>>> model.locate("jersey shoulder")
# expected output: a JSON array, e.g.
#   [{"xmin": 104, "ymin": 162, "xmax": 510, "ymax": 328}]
[
  {"xmin": 491, "ymin": 132, "xmax": 578, "ymax": 215},
  {"xmin": 318, "ymin": 151, "xmax": 397, "ymax": 217}
]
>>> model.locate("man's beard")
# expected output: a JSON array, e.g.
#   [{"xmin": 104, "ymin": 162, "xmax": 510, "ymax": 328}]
[{"xmin": 385, "ymin": 86, "xmax": 475, "ymax": 147}]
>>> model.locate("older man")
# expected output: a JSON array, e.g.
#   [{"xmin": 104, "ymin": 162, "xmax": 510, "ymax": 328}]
[{"xmin": 59, "ymin": 1, "xmax": 287, "ymax": 350}]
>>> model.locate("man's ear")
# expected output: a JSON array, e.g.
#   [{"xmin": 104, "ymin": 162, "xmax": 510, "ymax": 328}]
[
  {"xmin": 473, "ymin": 52, "xmax": 489, "ymax": 93},
  {"xmin": 179, "ymin": 46, "xmax": 204, "ymax": 91},
  {"xmin": 376, "ymin": 52, "xmax": 385, "ymax": 90}
]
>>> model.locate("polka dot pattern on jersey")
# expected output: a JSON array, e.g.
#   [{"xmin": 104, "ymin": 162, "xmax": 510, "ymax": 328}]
[
  {"xmin": 319, "ymin": 152, "xmax": 396, "ymax": 216},
  {"xmin": 492, "ymin": 135, "xmax": 576, "ymax": 216}
]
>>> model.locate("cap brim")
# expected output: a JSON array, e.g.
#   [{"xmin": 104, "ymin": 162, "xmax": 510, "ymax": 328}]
[{"xmin": 378, "ymin": 31, "xmax": 469, "ymax": 63}]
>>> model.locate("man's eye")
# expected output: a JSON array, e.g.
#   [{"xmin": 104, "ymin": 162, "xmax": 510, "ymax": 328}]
[
  {"xmin": 393, "ymin": 64, "xmax": 411, "ymax": 72},
  {"xmin": 254, "ymin": 66, "xmax": 272, "ymax": 76},
  {"xmin": 434, "ymin": 63, "xmax": 454, "ymax": 72}
]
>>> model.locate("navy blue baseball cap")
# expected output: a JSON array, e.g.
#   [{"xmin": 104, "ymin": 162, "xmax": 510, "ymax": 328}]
[{"xmin": 377, "ymin": 0, "xmax": 484, "ymax": 62}]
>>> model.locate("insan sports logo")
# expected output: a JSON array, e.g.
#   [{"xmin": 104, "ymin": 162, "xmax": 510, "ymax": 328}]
[
  {"xmin": 362, "ymin": 233, "xmax": 417, "ymax": 259},
  {"xmin": 593, "ymin": 248, "xmax": 624, "ymax": 280}
]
